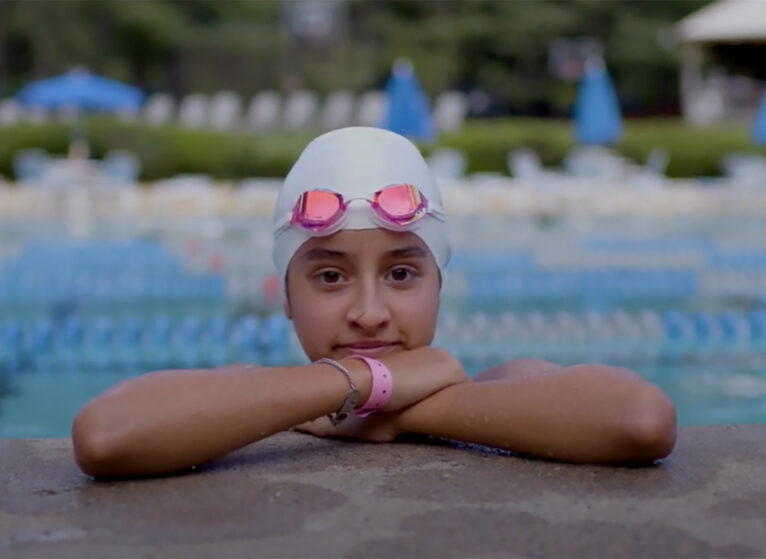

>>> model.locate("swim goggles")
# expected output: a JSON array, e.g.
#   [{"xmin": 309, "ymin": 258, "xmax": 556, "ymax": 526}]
[{"xmin": 276, "ymin": 183, "xmax": 443, "ymax": 237}]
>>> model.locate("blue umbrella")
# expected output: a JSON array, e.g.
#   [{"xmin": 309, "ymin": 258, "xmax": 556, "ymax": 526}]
[
  {"xmin": 573, "ymin": 59, "xmax": 623, "ymax": 145},
  {"xmin": 16, "ymin": 68, "xmax": 145, "ymax": 112},
  {"xmin": 752, "ymin": 87, "xmax": 766, "ymax": 146},
  {"xmin": 381, "ymin": 59, "xmax": 435, "ymax": 142}
]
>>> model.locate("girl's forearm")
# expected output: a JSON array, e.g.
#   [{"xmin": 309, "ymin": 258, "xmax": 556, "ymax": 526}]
[
  {"xmin": 72, "ymin": 362, "xmax": 371, "ymax": 478},
  {"xmin": 394, "ymin": 365, "xmax": 676, "ymax": 464}
]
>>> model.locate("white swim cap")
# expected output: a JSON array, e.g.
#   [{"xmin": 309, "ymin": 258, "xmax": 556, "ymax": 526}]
[{"xmin": 272, "ymin": 127, "xmax": 450, "ymax": 278}]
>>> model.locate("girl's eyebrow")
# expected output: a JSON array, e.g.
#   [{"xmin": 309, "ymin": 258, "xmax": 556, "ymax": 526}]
[
  {"xmin": 301, "ymin": 246, "xmax": 427, "ymax": 261},
  {"xmin": 386, "ymin": 246, "xmax": 428, "ymax": 259},
  {"xmin": 302, "ymin": 248, "xmax": 346, "ymax": 261}
]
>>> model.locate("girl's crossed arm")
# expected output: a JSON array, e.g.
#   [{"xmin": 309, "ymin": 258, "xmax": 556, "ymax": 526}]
[
  {"xmin": 72, "ymin": 347, "xmax": 467, "ymax": 478},
  {"xmin": 394, "ymin": 359, "xmax": 677, "ymax": 464},
  {"xmin": 302, "ymin": 358, "xmax": 676, "ymax": 465}
]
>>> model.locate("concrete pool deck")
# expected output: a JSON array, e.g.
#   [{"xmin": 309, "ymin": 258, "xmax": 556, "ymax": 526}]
[{"xmin": 1, "ymin": 425, "xmax": 765, "ymax": 558}]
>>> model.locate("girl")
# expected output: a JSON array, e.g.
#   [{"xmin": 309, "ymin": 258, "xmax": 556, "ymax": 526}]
[{"xmin": 72, "ymin": 127, "xmax": 676, "ymax": 478}]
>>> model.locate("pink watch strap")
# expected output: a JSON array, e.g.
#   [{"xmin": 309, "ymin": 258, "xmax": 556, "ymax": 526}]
[{"xmin": 349, "ymin": 355, "xmax": 393, "ymax": 417}]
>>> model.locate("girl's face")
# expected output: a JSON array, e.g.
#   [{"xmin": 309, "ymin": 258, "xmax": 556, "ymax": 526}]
[{"xmin": 284, "ymin": 228, "xmax": 441, "ymax": 362}]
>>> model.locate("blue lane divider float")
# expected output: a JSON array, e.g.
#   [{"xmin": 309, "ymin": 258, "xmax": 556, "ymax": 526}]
[
  {"xmin": 0, "ymin": 314, "xmax": 294, "ymax": 374},
  {"xmin": 2, "ymin": 309, "xmax": 765, "ymax": 376},
  {"xmin": 0, "ymin": 240, "xmax": 225, "ymax": 309},
  {"xmin": 464, "ymin": 269, "xmax": 698, "ymax": 304},
  {"xmin": 433, "ymin": 308, "xmax": 766, "ymax": 367}
]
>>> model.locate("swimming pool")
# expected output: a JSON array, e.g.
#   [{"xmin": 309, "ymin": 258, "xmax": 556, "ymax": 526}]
[
  {"xmin": 2, "ymin": 327, "xmax": 766, "ymax": 438},
  {"xmin": 1, "ymin": 212, "xmax": 766, "ymax": 437}
]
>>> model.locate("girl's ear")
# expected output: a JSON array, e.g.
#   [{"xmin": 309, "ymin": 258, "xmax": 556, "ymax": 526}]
[{"xmin": 282, "ymin": 272, "xmax": 292, "ymax": 319}]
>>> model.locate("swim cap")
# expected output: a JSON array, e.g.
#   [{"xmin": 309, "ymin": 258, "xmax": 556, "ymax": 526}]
[{"xmin": 271, "ymin": 127, "xmax": 450, "ymax": 278}]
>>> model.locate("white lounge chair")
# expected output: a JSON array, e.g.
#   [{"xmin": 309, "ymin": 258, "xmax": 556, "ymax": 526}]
[
  {"xmin": 13, "ymin": 148, "xmax": 50, "ymax": 182},
  {"xmin": 356, "ymin": 90, "xmax": 386, "ymax": 127},
  {"xmin": 283, "ymin": 90, "xmax": 318, "ymax": 130},
  {"xmin": 433, "ymin": 91, "xmax": 468, "ymax": 133},
  {"xmin": 320, "ymin": 90, "xmax": 355, "ymax": 130},
  {"xmin": 143, "ymin": 93, "xmax": 175, "ymax": 126},
  {"xmin": 208, "ymin": 91, "xmax": 243, "ymax": 131},
  {"xmin": 177, "ymin": 93, "xmax": 209, "ymax": 128},
  {"xmin": 246, "ymin": 91, "xmax": 282, "ymax": 131},
  {"xmin": 102, "ymin": 150, "xmax": 141, "ymax": 183},
  {"xmin": 0, "ymin": 99, "xmax": 21, "ymax": 126},
  {"xmin": 426, "ymin": 147, "xmax": 467, "ymax": 179}
]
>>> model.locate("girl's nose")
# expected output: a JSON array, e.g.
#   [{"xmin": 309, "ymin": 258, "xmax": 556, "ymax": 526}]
[{"xmin": 347, "ymin": 283, "xmax": 391, "ymax": 332}]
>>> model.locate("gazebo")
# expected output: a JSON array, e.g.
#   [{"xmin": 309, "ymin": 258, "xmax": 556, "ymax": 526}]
[{"xmin": 677, "ymin": 0, "xmax": 766, "ymax": 124}]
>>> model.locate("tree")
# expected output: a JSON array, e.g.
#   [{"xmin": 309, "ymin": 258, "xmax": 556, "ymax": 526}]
[{"xmin": 0, "ymin": 0, "xmax": 713, "ymax": 116}]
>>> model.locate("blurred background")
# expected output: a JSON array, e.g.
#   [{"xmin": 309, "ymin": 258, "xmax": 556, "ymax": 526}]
[{"xmin": 1, "ymin": 0, "xmax": 766, "ymax": 436}]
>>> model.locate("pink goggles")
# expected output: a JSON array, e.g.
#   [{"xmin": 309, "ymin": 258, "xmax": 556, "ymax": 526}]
[{"xmin": 280, "ymin": 183, "xmax": 438, "ymax": 237}]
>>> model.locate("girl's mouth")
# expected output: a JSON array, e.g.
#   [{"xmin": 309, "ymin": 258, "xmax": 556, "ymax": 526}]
[{"xmin": 335, "ymin": 342, "xmax": 401, "ymax": 358}]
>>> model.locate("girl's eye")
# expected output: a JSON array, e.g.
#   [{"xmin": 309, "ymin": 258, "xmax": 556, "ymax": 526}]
[
  {"xmin": 388, "ymin": 266, "xmax": 416, "ymax": 282},
  {"xmin": 316, "ymin": 270, "xmax": 343, "ymax": 284}
]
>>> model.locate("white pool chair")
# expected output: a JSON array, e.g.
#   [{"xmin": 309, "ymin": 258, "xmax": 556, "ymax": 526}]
[
  {"xmin": 508, "ymin": 148, "xmax": 545, "ymax": 180},
  {"xmin": 208, "ymin": 90, "xmax": 243, "ymax": 131},
  {"xmin": 563, "ymin": 146, "xmax": 627, "ymax": 181},
  {"xmin": 720, "ymin": 152, "xmax": 766, "ymax": 187},
  {"xmin": 355, "ymin": 90, "xmax": 386, "ymax": 127},
  {"xmin": 282, "ymin": 90, "xmax": 318, "ymax": 130},
  {"xmin": 102, "ymin": 150, "xmax": 141, "ymax": 183},
  {"xmin": 246, "ymin": 91, "xmax": 282, "ymax": 131},
  {"xmin": 507, "ymin": 147, "xmax": 578, "ymax": 188},
  {"xmin": 426, "ymin": 147, "xmax": 467, "ymax": 179},
  {"xmin": 433, "ymin": 91, "xmax": 468, "ymax": 133},
  {"xmin": 177, "ymin": 93, "xmax": 209, "ymax": 128},
  {"xmin": 143, "ymin": 93, "xmax": 175, "ymax": 126},
  {"xmin": 320, "ymin": 90, "xmax": 355, "ymax": 130},
  {"xmin": 0, "ymin": 99, "xmax": 21, "ymax": 126},
  {"xmin": 645, "ymin": 147, "xmax": 669, "ymax": 176},
  {"xmin": 13, "ymin": 148, "xmax": 50, "ymax": 182}
]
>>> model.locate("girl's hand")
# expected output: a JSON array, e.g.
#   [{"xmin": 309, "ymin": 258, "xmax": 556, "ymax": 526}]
[
  {"xmin": 373, "ymin": 346, "xmax": 468, "ymax": 412},
  {"xmin": 295, "ymin": 347, "xmax": 467, "ymax": 443},
  {"xmin": 293, "ymin": 412, "xmax": 401, "ymax": 443}
]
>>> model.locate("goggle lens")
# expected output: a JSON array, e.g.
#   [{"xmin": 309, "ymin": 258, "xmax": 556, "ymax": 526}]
[
  {"xmin": 285, "ymin": 184, "xmax": 431, "ymax": 236},
  {"xmin": 298, "ymin": 190, "xmax": 342, "ymax": 224},
  {"xmin": 375, "ymin": 184, "xmax": 422, "ymax": 219}
]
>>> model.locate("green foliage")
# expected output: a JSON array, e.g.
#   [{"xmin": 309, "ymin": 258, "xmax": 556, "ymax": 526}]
[
  {"xmin": 0, "ymin": 118, "xmax": 312, "ymax": 181},
  {"xmin": 0, "ymin": 0, "xmax": 712, "ymax": 114},
  {"xmin": 444, "ymin": 118, "xmax": 766, "ymax": 178},
  {"xmin": 438, "ymin": 119, "xmax": 573, "ymax": 173},
  {"xmin": 0, "ymin": 122, "xmax": 72, "ymax": 164},
  {"xmin": 1, "ymin": 118, "xmax": 765, "ymax": 182},
  {"xmin": 619, "ymin": 120, "xmax": 762, "ymax": 178}
]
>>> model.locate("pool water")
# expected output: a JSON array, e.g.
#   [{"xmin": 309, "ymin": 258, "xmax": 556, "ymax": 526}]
[
  {"xmin": 2, "ymin": 352, "xmax": 765, "ymax": 438},
  {"xmin": 0, "ymin": 370, "xmax": 131, "ymax": 438},
  {"xmin": 2, "ymin": 214, "xmax": 766, "ymax": 437}
]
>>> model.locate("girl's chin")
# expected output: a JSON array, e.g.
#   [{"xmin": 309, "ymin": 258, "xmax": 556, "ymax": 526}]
[{"xmin": 331, "ymin": 344, "xmax": 403, "ymax": 359}]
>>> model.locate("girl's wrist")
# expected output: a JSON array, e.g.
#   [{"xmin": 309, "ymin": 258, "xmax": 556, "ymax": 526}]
[
  {"xmin": 307, "ymin": 359, "xmax": 372, "ymax": 424},
  {"xmin": 339, "ymin": 357, "xmax": 373, "ymax": 406},
  {"xmin": 347, "ymin": 355, "xmax": 393, "ymax": 416}
]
